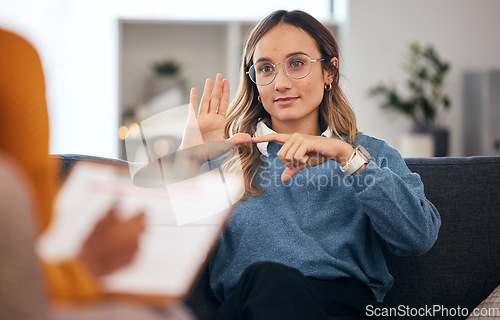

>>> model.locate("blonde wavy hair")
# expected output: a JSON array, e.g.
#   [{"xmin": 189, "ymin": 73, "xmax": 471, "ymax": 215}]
[{"xmin": 224, "ymin": 10, "xmax": 360, "ymax": 196}]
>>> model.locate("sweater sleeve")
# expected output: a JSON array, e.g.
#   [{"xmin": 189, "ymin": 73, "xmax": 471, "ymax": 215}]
[
  {"xmin": 350, "ymin": 141, "xmax": 441, "ymax": 256},
  {"xmin": 0, "ymin": 29, "xmax": 102, "ymax": 303},
  {"xmin": 0, "ymin": 28, "xmax": 54, "ymax": 232},
  {"xmin": 41, "ymin": 259, "xmax": 102, "ymax": 304}
]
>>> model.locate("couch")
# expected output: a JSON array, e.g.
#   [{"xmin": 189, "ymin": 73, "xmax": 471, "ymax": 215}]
[{"xmin": 59, "ymin": 155, "xmax": 500, "ymax": 320}]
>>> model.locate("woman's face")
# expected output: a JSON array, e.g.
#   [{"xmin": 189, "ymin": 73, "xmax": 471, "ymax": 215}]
[{"xmin": 253, "ymin": 23, "xmax": 335, "ymax": 133}]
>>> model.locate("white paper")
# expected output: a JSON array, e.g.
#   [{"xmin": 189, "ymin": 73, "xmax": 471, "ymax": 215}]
[{"xmin": 37, "ymin": 161, "xmax": 243, "ymax": 298}]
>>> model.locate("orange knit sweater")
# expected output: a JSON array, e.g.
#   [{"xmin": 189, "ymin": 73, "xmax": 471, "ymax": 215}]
[{"xmin": 0, "ymin": 29, "xmax": 101, "ymax": 304}]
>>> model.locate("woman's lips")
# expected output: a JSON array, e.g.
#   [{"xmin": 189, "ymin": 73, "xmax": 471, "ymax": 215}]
[{"xmin": 274, "ymin": 97, "xmax": 299, "ymax": 105}]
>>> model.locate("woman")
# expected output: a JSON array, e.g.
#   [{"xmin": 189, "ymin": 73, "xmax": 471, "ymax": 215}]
[
  {"xmin": 182, "ymin": 10, "xmax": 441, "ymax": 319},
  {"xmin": 0, "ymin": 27, "xmax": 143, "ymax": 304},
  {"xmin": 0, "ymin": 27, "xmax": 196, "ymax": 320}
]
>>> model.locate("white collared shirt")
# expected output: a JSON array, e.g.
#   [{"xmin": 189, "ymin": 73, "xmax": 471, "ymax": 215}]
[{"xmin": 253, "ymin": 121, "xmax": 335, "ymax": 157}]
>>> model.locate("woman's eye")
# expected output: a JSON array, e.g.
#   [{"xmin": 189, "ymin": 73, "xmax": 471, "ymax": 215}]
[
  {"xmin": 289, "ymin": 59, "xmax": 305, "ymax": 69},
  {"xmin": 258, "ymin": 65, "xmax": 274, "ymax": 74}
]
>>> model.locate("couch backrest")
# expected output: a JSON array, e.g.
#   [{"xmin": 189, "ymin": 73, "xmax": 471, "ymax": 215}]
[
  {"xmin": 54, "ymin": 154, "xmax": 128, "ymax": 181},
  {"xmin": 383, "ymin": 156, "xmax": 500, "ymax": 319}
]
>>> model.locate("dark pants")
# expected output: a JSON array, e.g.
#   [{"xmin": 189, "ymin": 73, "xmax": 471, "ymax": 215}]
[{"xmin": 215, "ymin": 261, "xmax": 390, "ymax": 320}]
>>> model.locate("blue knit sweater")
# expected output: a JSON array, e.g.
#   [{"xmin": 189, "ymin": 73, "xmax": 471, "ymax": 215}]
[{"xmin": 208, "ymin": 134, "xmax": 441, "ymax": 303}]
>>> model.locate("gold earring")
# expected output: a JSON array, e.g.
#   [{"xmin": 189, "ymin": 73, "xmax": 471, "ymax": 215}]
[
  {"xmin": 324, "ymin": 83, "xmax": 332, "ymax": 91},
  {"xmin": 258, "ymin": 95, "xmax": 262, "ymax": 102}
]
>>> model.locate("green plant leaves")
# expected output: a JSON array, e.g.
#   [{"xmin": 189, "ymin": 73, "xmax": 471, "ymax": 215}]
[
  {"xmin": 369, "ymin": 42, "xmax": 451, "ymax": 129},
  {"xmin": 153, "ymin": 59, "xmax": 181, "ymax": 76}
]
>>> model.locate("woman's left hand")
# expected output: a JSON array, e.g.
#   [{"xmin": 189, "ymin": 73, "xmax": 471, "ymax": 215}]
[{"xmin": 252, "ymin": 133, "xmax": 354, "ymax": 182}]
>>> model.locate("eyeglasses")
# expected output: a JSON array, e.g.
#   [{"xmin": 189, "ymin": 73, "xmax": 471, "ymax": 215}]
[{"xmin": 246, "ymin": 53, "xmax": 325, "ymax": 86}]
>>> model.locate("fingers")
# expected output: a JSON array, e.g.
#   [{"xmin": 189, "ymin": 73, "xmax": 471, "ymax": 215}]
[
  {"xmin": 273, "ymin": 134, "xmax": 309, "ymax": 167},
  {"xmin": 218, "ymin": 79, "xmax": 230, "ymax": 115},
  {"xmin": 279, "ymin": 140, "xmax": 309, "ymax": 167},
  {"xmin": 79, "ymin": 208, "xmax": 145, "ymax": 277},
  {"xmin": 209, "ymin": 74, "xmax": 224, "ymax": 113},
  {"xmin": 198, "ymin": 74, "xmax": 228, "ymax": 115},
  {"xmin": 281, "ymin": 166, "xmax": 305, "ymax": 182},
  {"xmin": 227, "ymin": 133, "xmax": 252, "ymax": 145},
  {"xmin": 251, "ymin": 133, "xmax": 290, "ymax": 144},
  {"xmin": 199, "ymin": 78, "xmax": 213, "ymax": 115},
  {"xmin": 252, "ymin": 133, "xmax": 302, "ymax": 168},
  {"xmin": 252, "ymin": 134, "xmax": 333, "ymax": 181},
  {"xmin": 189, "ymin": 87, "xmax": 198, "ymax": 118},
  {"xmin": 204, "ymin": 134, "xmax": 252, "ymax": 162},
  {"xmin": 293, "ymin": 144, "xmax": 311, "ymax": 164},
  {"xmin": 285, "ymin": 135, "xmax": 308, "ymax": 161},
  {"xmin": 123, "ymin": 212, "xmax": 146, "ymax": 234},
  {"xmin": 94, "ymin": 206, "xmax": 118, "ymax": 232}
]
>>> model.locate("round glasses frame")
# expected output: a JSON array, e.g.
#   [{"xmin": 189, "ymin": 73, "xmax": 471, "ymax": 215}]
[{"xmin": 246, "ymin": 53, "xmax": 325, "ymax": 86}]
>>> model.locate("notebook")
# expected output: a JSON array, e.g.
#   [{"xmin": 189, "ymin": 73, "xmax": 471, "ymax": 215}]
[{"xmin": 37, "ymin": 156, "xmax": 244, "ymax": 305}]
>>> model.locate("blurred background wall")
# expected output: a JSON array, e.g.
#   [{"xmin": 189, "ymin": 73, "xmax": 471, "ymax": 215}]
[
  {"xmin": 1, "ymin": 0, "xmax": 498, "ymax": 158},
  {"xmin": 342, "ymin": 0, "xmax": 500, "ymax": 157}
]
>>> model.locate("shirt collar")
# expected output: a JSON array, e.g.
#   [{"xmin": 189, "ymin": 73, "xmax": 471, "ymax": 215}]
[{"xmin": 253, "ymin": 120, "xmax": 334, "ymax": 157}]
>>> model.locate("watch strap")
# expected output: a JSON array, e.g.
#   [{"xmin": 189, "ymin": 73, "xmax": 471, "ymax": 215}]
[{"xmin": 340, "ymin": 146, "xmax": 370, "ymax": 176}]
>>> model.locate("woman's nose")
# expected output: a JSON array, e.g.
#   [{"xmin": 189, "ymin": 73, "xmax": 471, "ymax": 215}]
[{"xmin": 273, "ymin": 64, "xmax": 292, "ymax": 91}]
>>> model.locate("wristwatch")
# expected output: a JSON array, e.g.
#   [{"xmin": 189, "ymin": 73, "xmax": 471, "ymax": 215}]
[{"xmin": 340, "ymin": 145, "xmax": 371, "ymax": 176}]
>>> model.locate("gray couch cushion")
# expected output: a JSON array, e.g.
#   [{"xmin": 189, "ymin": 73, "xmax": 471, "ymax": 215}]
[{"xmin": 383, "ymin": 156, "xmax": 500, "ymax": 319}]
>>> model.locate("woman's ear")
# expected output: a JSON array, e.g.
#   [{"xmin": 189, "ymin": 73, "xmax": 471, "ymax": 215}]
[
  {"xmin": 331, "ymin": 57, "xmax": 339, "ymax": 69},
  {"xmin": 324, "ymin": 57, "xmax": 339, "ymax": 84}
]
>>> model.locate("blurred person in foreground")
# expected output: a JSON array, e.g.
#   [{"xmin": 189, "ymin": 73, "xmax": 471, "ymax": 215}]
[{"xmin": 0, "ymin": 28, "xmax": 193, "ymax": 319}]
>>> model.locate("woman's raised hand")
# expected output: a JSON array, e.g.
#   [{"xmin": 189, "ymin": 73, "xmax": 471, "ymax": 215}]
[
  {"xmin": 252, "ymin": 133, "xmax": 354, "ymax": 182},
  {"xmin": 180, "ymin": 74, "xmax": 251, "ymax": 154}
]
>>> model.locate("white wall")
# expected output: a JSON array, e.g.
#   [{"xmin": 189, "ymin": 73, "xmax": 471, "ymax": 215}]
[
  {"xmin": 342, "ymin": 0, "xmax": 500, "ymax": 156},
  {"xmin": 120, "ymin": 21, "xmax": 228, "ymax": 110},
  {"xmin": 0, "ymin": 0, "xmax": 331, "ymax": 159}
]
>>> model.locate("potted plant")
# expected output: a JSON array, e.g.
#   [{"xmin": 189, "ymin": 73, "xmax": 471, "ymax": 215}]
[
  {"xmin": 148, "ymin": 58, "xmax": 184, "ymax": 99},
  {"xmin": 369, "ymin": 42, "xmax": 451, "ymax": 156},
  {"xmin": 154, "ymin": 59, "xmax": 181, "ymax": 76},
  {"xmin": 134, "ymin": 58, "xmax": 186, "ymax": 121}
]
